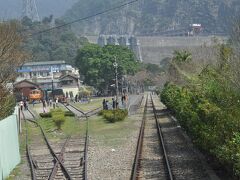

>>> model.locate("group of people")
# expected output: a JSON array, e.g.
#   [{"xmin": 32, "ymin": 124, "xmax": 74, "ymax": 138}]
[
  {"xmin": 41, "ymin": 97, "xmax": 59, "ymax": 113},
  {"xmin": 102, "ymin": 94, "xmax": 128, "ymax": 110},
  {"xmin": 102, "ymin": 98, "xmax": 118, "ymax": 110},
  {"xmin": 19, "ymin": 97, "xmax": 60, "ymax": 113}
]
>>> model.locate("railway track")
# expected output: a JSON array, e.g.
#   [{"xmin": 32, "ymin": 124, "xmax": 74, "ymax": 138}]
[
  {"xmin": 151, "ymin": 95, "xmax": 214, "ymax": 179},
  {"xmin": 131, "ymin": 94, "xmax": 173, "ymax": 180},
  {"xmin": 131, "ymin": 93, "xmax": 216, "ymax": 180},
  {"xmin": 61, "ymin": 103, "xmax": 102, "ymax": 118},
  {"xmin": 21, "ymin": 108, "xmax": 88, "ymax": 180},
  {"xmin": 60, "ymin": 103, "xmax": 91, "ymax": 180}
]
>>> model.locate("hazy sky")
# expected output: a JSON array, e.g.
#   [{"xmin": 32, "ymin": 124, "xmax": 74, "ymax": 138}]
[{"xmin": 0, "ymin": 0, "xmax": 78, "ymax": 20}]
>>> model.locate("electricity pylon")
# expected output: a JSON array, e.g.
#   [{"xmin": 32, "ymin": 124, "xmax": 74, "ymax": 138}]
[{"xmin": 22, "ymin": 0, "xmax": 40, "ymax": 21}]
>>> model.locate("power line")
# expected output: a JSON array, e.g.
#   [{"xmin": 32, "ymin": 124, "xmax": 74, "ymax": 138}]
[{"xmin": 30, "ymin": 0, "xmax": 138, "ymax": 36}]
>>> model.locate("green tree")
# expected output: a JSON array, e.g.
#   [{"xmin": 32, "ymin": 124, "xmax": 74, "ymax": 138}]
[
  {"xmin": 0, "ymin": 21, "xmax": 27, "ymax": 120},
  {"xmin": 22, "ymin": 17, "xmax": 86, "ymax": 65},
  {"xmin": 173, "ymin": 50, "xmax": 192, "ymax": 64},
  {"xmin": 75, "ymin": 44, "xmax": 139, "ymax": 93}
]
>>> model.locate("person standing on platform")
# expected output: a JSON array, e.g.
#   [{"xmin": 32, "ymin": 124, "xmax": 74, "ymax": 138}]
[
  {"xmin": 42, "ymin": 99, "xmax": 46, "ymax": 113},
  {"xmin": 56, "ymin": 97, "xmax": 59, "ymax": 107},
  {"xmin": 102, "ymin": 99, "xmax": 106, "ymax": 110},
  {"xmin": 23, "ymin": 100, "xmax": 28, "ymax": 110},
  {"xmin": 112, "ymin": 98, "xmax": 116, "ymax": 109},
  {"xmin": 19, "ymin": 100, "xmax": 24, "ymax": 111}
]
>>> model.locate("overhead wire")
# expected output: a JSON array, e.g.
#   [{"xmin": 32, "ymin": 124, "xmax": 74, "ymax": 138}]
[{"xmin": 29, "ymin": 0, "xmax": 139, "ymax": 36}]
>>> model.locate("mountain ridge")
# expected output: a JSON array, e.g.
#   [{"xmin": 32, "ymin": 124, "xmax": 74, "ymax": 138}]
[{"xmin": 63, "ymin": 0, "xmax": 240, "ymax": 35}]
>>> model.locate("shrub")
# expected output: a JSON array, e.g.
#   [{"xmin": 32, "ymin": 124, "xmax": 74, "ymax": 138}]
[
  {"xmin": 39, "ymin": 112, "xmax": 52, "ymax": 118},
  {"xmin": 64, "ymin": 111, "xmax": 75, "ymax": 117},
  {"xmin": 161, "ymin": 82, "xmax": 240, "ymax": 178},
  {"xmin": 51, "ymin": 109, "xmax": 65, "ymax": 130},
  {"xmin": 0, "ymin": 94, "xmax": 15, "ymax": 120},
  {"xmin": 98, "ymin": 110, "xmax": 107, "ymax": 116},
  {"xmin": 100, "ymin": 109, "xmax": 128, "ymax": 123},
  {"xmin": 52, "ymin": 114, "xmax": 65, "ymax": 130}
]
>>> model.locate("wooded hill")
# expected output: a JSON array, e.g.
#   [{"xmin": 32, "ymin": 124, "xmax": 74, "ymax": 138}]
[{"xmin": 63, "ymin": 0, "xmax": 240, "ymax": 35}]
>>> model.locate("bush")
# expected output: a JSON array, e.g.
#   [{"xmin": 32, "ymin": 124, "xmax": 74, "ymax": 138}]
[
  {"xmin": 51, "ymin": 109, "xmax": 65, "ymax": 130},
  {"xmin": 98, "ymin": 110, "xmax": 107, "ymax": 116},
  {"xmin": 161, "ymin": 82, "xmax": 240, "ymax": 178},
  {"xmin": 0, "ymin": 94, "xmax": 15, "ymax": 120},
  {"xmin": 64, "ymin": 111, "xmax": 75, "ymax": 117},
  {"xmin": 39, "ymin": 112, "xmax": 52, "ymax": 118},
  {"xmin": 100, "ymin": 109, "xmax": 128, "ymax": 123}
]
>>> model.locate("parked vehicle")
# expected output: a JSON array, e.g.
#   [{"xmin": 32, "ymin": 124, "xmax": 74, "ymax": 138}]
[{"xmin": 29, "ymin": 89, "xmax": 43, "ymax": 102}]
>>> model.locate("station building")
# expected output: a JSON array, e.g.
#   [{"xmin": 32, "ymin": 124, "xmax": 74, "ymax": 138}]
[
  {"xmin": 15, "ymin": 61, "xmax": 81, "ymax": 99},
  {"xmin": 17, "ymin": 61, "xmax": 74, "ymax": 79}
]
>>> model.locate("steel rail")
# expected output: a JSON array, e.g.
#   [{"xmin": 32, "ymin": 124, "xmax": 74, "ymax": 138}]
[
  {"xmin": 49, "ymin": 136, "xmax": 71, "ymax": 180},
  {"xmin": 83, "ymin": 118, "xmax": 89, "ymax": 180},
  {"xmin": 30, "ymin": 120, "xmax": 73, "ymax": 180},
  {"xmin": 130, "ymin": 94, "xmax": 148, "ymax": 179},
  {"xmin": 62, "ymin": 103, "xmax": 87, "ymax": 118},
  {"xmin": 61, "ymin": 102, "xmax": 89, "ymax": 180},
  {"xmin": 150, "ymin": 94, "xmax": 174, "ymax": 180},
  {"xmin": 23, "ymin": 109, "xmax": 73, "ymax": 180},
  {"xmin": 85, "ymin": 107, "xmax": 102, "ymax": 116}
]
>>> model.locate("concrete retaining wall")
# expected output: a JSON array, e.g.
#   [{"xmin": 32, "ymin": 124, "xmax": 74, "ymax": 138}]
[{"xmin": 0, "ymin": 108, "xmax": 20, "ymax": 180}]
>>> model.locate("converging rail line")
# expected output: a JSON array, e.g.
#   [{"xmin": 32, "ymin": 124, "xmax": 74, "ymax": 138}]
[
  {"xmin": 131, "ymin": 94, "xmax": 173, "ymax": 180},
  {"xmin": 21, "ymin": 108, "xmax": 88, "ymax": 180},
  {"xmin": 62, "ymin": 103, "xmax": 102, "ymax": 118},
  {"xmin": 61, "ymin": 103, "xmax": 91, "ymax": 180}
]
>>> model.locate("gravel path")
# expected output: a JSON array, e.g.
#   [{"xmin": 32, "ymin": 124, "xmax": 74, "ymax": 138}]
[{"xmin": 88, "ymin": 96, "xmax": 146, "ymax": 180}]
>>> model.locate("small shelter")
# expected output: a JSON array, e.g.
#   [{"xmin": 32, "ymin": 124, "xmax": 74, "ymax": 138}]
[{"xmin": 14, "ymin": 79, "xmax": 40, "ymax": 101}]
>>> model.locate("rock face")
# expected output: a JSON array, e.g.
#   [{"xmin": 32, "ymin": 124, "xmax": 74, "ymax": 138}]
[{"xmin": 64, "ymin": 0, "xmax": 240, "ymax": 35}]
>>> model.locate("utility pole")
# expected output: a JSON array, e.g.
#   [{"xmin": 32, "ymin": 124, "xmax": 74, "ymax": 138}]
[
  {"xmin": 113, "ymin": 56, "xmax": 118, "ymax": 108},
  {"xmin": 51, "ymin": 67, "xmax": 55, "ymax": 100}
]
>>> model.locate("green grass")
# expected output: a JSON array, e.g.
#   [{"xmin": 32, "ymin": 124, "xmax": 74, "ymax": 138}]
[
  {"xmin": 37, "ymin": 116, "xmax": 86, "ymax": 141},
  {"xmin": 88, "ymin": 115, "xmax": 137, "ymax": 147},
  {"xmin": 71, "ymin": 97, "xmax": 112, "ymax": 112}
]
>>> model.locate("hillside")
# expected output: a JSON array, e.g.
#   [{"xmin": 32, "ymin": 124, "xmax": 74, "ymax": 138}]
[
  {"xmin": 0, "ymin": 0, "xmax": 77, "ymax": 20},
  {"xmin": 64, "ymin": 0, "xmax": 240, "ymax": 35},
  {"xmin": 21, "ymin": 17, "xmax": 88, "ymax": 65}
]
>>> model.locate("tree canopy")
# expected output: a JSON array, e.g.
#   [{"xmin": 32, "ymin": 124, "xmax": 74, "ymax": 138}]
[
  {"xmin": 75, "ymin": 44, "xmax": 139, "ymax": 93},
  {"xmin": 0, "ymin": 21, "xmax": 27, "ymax": 119},
  {"xmin": 21, "ymin": 16, "xmax": 88, "ymax": 65}
]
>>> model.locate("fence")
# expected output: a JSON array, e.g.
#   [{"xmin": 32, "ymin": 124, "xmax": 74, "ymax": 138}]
[{"xmin": 0, "ymin": 108, "xmax": 20, "ymax": 180}]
